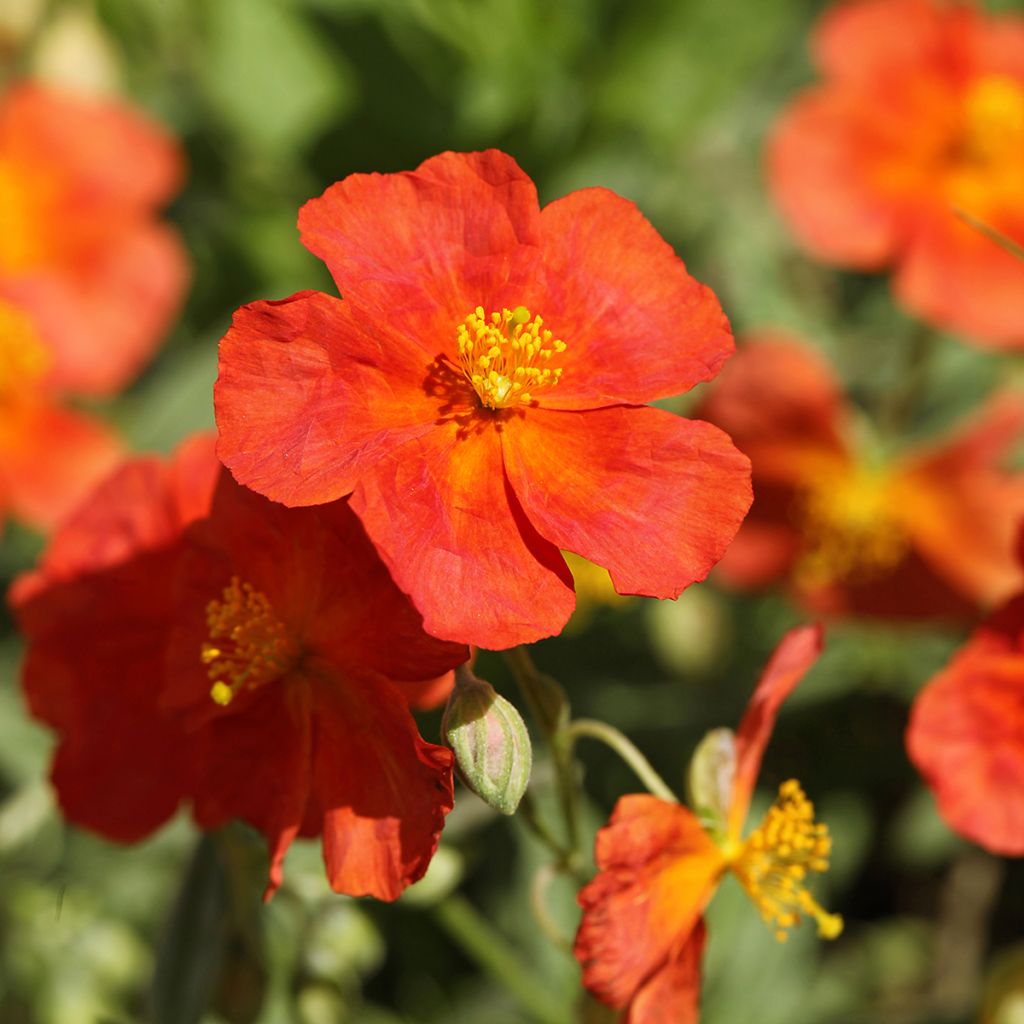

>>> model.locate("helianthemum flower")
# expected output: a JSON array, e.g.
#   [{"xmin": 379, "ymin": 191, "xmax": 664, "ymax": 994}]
[
  {"xmin": 215, "ymin": 150, "xmax": 752, "ymax": 649},
  {"xmin": 908, "ymin": 582, "xmax": 1024, "ymax": 855},
  {"xmin": 769, "ymin": 0, "xmax": 1024, "ymax": 348},
  {"xmin": 575, "ymin": 625, "xmax": 841, "ymax": 1024},
  {"xmin": 0, "ymin": 81, "xmax": 187, "ymax": 395},
  {"xmin": 696, "ymin": 335, "xmax": 1024, "ymax": 619},
  {"xmin": 12, "ymin": 435, "xmax": 469, "ymax": 899}
]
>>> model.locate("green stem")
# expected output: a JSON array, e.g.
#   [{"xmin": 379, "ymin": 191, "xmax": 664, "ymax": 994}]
[
  {"xmin": 566, "ymin": 719, "xmax": 679, "ymax": 804},
  {"xmin": 433, "ymin": 895, "xmax": 567, "ymax": 1024}
]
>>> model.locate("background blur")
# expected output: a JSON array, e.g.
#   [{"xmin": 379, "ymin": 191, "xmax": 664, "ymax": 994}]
[{"xmin": 1, "ymin": 0, "xmax": 1022, "ymax": 1021}]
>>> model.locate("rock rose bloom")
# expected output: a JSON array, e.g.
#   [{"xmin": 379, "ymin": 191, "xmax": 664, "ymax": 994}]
[
  {"xmin": 0, "ymin": 81, "xmax": 188, "ymax": 394},
  {"xmin": 11, "ymin": 435, "xmax": 468, "ymax": 899},
  {"xmin": 908, "ymin": 583, "xmax": 1024, "ymax": 855},
  {"xmin": 769, "ymin": 0, "xmax": 1024, "ymax": 348},
  {"xmin": 215, "ymin": 150, "xmax": 752, "ymax": 649},
  {"xmin": 575, "ymin": 626, "xmax": 841, "ymax": 1024},
  {"xmin": 697, "ymin": 336, "xmax": 1024, "ymax": 618}
]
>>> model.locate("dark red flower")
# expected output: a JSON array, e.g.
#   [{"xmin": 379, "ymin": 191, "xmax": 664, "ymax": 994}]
[{"xmin": 12, "ymin": 435, "xmax": 468, "ymax": 899}]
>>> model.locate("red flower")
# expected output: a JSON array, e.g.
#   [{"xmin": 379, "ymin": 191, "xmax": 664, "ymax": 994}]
[
  {"xmin": 0, "ymin": 299, "xmax": 122, "ymax": 531},
  {"xmin": 575, "ymin": 626, "xmax": 841, "ymax": 1024},
  {"xmin": 768, "ymin": 0, "xmax": 1024, "ymax": 348},
  {"xmin": 0, "ymin": 82, "xmax": 187, "ymax": 395},
  {"xmin": 215, "ymin": 150, "xmax": 752, "ymax": 649},
  {"xmin": 696, "ymin": 335, "xmax": 1024, "ymax": 618},
  {"xmin": 907, "ymin": 588, "xmax": 1024, "ymax": 855},
  {"xmin": 11, "ymin": 435, "xmax": 468, "ymax": 899}
]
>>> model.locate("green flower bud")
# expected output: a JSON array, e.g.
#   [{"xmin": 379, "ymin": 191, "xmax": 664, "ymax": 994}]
[
  {"xmin": 442, "ymin": 667, "xmax": 532, "ymax": 815},
  {"xmin": 686, "ymin": 727, "xmax": 736, "ymax": 838}
]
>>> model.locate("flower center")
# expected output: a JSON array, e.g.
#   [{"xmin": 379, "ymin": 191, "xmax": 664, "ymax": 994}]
[
  {"xmin": 727, "ymin": 779, "xmax": 843, "ymax": 943},
  {"xmin": 0, "ymin": 300, "xmax": 50, "ymax": 401},
  {"xmin": 0, "ymin": 159, "xmax": 54, "ymax": 272},
  {"xmin": 200, "ymin": 576, "xmax": 298, "ymax": 706},
  {"xmin": 792, "ymin": 465, "xmax": 907, "ymax": 588},
  {"xmin": 456, "ymin": 306, "xmax": 566, "ymax": 410}
]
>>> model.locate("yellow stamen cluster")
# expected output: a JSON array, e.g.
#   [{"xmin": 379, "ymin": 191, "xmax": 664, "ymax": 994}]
[
  {"xmin": 729, "ymin": 780, "xmax": 843, "ymax": 943},
  {"xmin": 793, "ymin": 467, "xmax": 907, "ymax": 587},
  {"xmin": 457, "ymin": 306, "xmax": 566, "ymax": 410},
  {"xmin": 0, "ymin": 300, "xmax": 50, "ymax": 398},
  {"xmin": 200, "ymin": 577, "xmax": 297, "ymax": 707}
]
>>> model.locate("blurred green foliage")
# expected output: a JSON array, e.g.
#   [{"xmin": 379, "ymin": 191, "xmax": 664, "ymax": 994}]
[{"xmin": 1, "ymin": 0, "xmax": 1022, "ymax": 1021}]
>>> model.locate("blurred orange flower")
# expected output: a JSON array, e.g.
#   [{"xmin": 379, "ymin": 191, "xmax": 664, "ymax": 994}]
[
  {"xmin": 12, "ymin": 435, "xmax": 468, "ymax": 900},
  {"xmin": 215, "ymin": 150, "xmax": 751, "ymax": 649},
  {"xmin": 769, "ymin": 0, "xmax": 1024, "ymax": 348},
  {"xmin": 697, "ymin": 336, "xmax": 1024, "ymax": 618},
  {"xmin": 908, "ymin": 583, "xmax": 1024, "ymax": 855},
  {"xmin": 575, "ymin": 626, "xmax": 840, "ymax": 1024},
  {"xmin": 0, "ymin": 81, "xmax": 187, "ymax": 394}
]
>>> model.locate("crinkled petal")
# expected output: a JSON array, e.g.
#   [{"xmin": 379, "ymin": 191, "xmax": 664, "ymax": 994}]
[
  {"xmin": 626, "ymin": 921, "xmax": 706, "ymax": 1024},
  {"xmin": 215, "ymin": 291, "xmax": 442, "ymax": 507},
  {"xmin": 729, "ymin": 625, "xmax": 824, "ymax": 837},
  {"xmin": 501, "ymin": 405, "xmax": 751, "ymax": 600},
  {"xmin": 575, "ymin": 795, "xmax": 721, "ymax": 1012},
  {"xmin": 908, "ymin": 645, "xmax": 1024, "ymax": 855},
  {"xmin": 526, "ymin": 188, "xmax": 733, "ymax": 408},
  {"xmin": 310, "ymin": 662, "xmax": 454, "ymax": 900},
  {"xmin": 298, "ymin": 149, "xmax": 541, "ymax": 330},
  {"xmin": 350, "ymin": 420, "xmax": 575, "ymax": 649}
]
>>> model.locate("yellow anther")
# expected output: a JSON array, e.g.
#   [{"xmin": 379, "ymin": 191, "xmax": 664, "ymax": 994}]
[
  {"xmin": 728, "ymin": 779, "xmax": 843, "ymax": 943},
  {"xmin": 456, "ymin": 306, "xmax": 566, "ymax": 410},
  {"xmin": 793, "ymin": 466, "xmax": 907, "ymax": 587},
  {"xmin": 200, "ymin": 576, "xmax": 297, "ymax": 707}
]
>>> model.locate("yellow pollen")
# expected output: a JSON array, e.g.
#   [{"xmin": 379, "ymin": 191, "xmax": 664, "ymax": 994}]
[
  {"xmin": 0, "ymin": 300, "xmax": 51, "ymax": 400},
  {"xmin": 200, "ymin": 576, "xmax": 297, "ymax": 707},
  {"xmin": 792, "ymin": 466, "xmax": 907, "ymax": 588},
  {"xmin": 728, "ymin": 780, "xmax": 843, "ymax": 943},
  {"xmin": 456, "ymin": 306, "xmax": 566, "ymax": 410}
]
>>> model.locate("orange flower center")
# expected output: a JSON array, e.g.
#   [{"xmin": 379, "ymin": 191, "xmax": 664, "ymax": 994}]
[
  {"xmin": 0, "ymin": 159, "xmax": 55, "ymax": 272},
  {"xmin": 946, "ymin": 75, "xmax": 1024, "ymax": 214},
  {"xmin": 0, "ymin": 300, "xmax": 51, "ymax": 402},
  {"xmin": 792, "ymin": 465, "xmax": 907, "ymax": 588},
  {"xmin": 726, "ymin": 779, "xmax": 843, "ymax": 943},
  {"xmin": 201, "ymin": 576, "xmax": 298, "ymax": 707},
  {"xmin": 456, "ymin": 306, "xmax": 566, "ymax": 410}
]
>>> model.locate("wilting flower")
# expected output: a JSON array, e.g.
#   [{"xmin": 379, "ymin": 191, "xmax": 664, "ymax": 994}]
[
  {"xmin": 0, "ymin": 81, "xmax": 187, "ymax": 394},
  {"xmin": 12, "ymin": 435, "xmax": 468, "ymax": 899},
  {"xmin": 215, "ymin": 150, "xmax": 752, "ymax": 649},
  {"xmin": 0, "ymin": 299, "xmax": 121, "ymax": 530},
  {"xmin": 575, "ymin": 625, "xmax": 841, "ymax": 1024},
  {"xmin": 908, "ymin": 584, "xmax": 1024, "ymax": 855},
  {"xmin": 697, "ymin": 335, "xmax": 1024, "ymax": 618},
  {"xmin": 769, "ymin": 0, "xmax": 1024, "ymax": 348}
]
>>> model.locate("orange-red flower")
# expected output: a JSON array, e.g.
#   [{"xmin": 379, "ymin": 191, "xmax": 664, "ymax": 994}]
[
  {"xmin": 696, "ymin": 335, "xmax": 1024, "ymax": 618},
  {"xmin": 215, "ymin": 150, "xmax": 752, "ymax": 649},
  {"xmin": 0, "ymin": 299, "xmax": 121, "ymax": 531},
  {"xmin": 0, "ymin": 82, "xmax": 187, "ymax": 395},
  {"xmin": 768, "ymin": 0, "xmax": 1024, "ymax": 348},
  {"xmin": 908, "ymin": 586, "xmax": 1024, "ymax": 855},
  {"xmin": 575, "ymin": 626, "xmax": 840, "ymax": 1024},
  {"xmin": 11, "ymin": 435, "xmax": 468, "ymax": 900}
]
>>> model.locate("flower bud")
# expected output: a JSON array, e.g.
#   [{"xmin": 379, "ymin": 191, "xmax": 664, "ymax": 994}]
[
  {"xmin": 686, "ymin": 727, "xmax": 736, "ymax": 836},
  {"xmin": 442, "ymin": 666, "xmax": 532, "ymax": 815}
]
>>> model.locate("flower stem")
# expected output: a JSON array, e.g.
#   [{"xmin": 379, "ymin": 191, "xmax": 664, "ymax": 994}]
[
  {"xmin": 432, "ymin": 894, "xmax": 568, "ymax": 1024},
  {"xmin": 565, "ymin": 718, "xmax": 679, "ymax": 804}
]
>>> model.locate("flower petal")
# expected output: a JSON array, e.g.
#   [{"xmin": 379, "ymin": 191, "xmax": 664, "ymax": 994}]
[
  {"xmin": 309, "ymin": 662, "xmax": 454, "ymax": 900},
  {"xmin": 626, "ymin": 921, "xmax": 706, "ymax": 1024},
  {"xmin": 575, "ymin": 794, "xmax": 721, "ymax": 1012},
  {"xmin": 350, "ymin": 420, "xmax": 575, "ymax": 649},
  {"xmin": 527, "ymin": 187, "xmax": 733, "ymax": 407},
  {"xmin": 215, "ymin": 291, "xmax": 443, "ymax": 507},
  {"xmin": 908, "ymin": 615, "xmax": 1024, "ymax": 855},
  {"xmin": 501, "ymin": 405, "xmax": 751, "ymax": 600},
  {"xmin": 729, "ymin": 625, "xmax": 824, "ymax": 837},
  {"xmin": 298, "ymin": 150, "xmax": 541, "ymax": 326}
]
